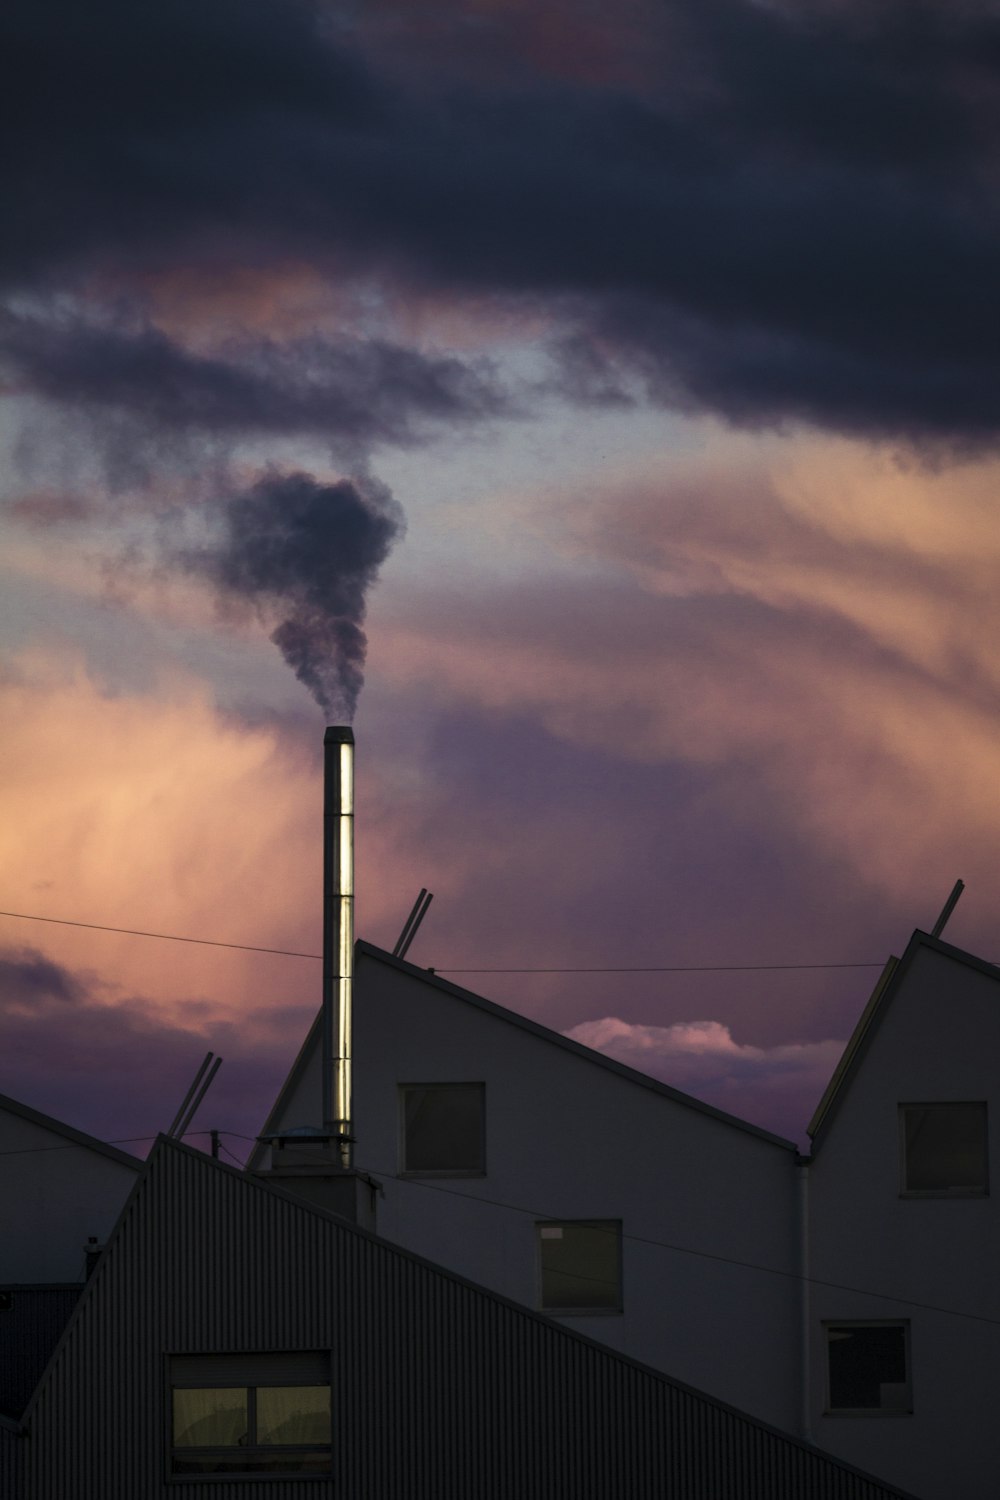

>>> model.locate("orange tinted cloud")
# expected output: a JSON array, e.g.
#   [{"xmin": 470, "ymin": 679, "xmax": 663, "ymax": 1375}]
[
  {"xmin": 0, "ymin": 652, "xmax": 319, "ymax": 1029},
  {"xmin": 368, "ymin": 432, "xmax": 1000, "ymax": 915}
]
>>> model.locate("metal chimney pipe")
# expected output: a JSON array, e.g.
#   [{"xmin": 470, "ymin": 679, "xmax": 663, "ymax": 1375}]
[{"xmin": 322, "ymin": 726, "xmax": 354, "ymax": 1167}]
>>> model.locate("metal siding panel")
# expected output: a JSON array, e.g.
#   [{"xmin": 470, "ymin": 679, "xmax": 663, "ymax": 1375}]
[{"xmin": 20, "ymin": 1142, "xmax": 919, "ymax": 1500}]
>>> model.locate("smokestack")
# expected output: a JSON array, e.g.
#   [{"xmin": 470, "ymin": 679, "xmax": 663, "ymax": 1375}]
[{"xmin": 322, "ymin": 725, "xmax": 354, "ymax": 1167}]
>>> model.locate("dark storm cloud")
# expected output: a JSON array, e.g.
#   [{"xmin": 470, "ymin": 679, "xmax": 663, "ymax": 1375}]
[
  {"xmin": 187, "ymin": 471, "xmax": 403, "ymax": 718},
  {"xmin": 0, "ymin": 945, "xmax": 314, "ymax": 1147},
  {"xmin": 0, "ymin": 948, "xmax": 87, "ymax": 1007},
  {"xmin": 0, "ymin": 311, "xmax": 509, "ymax": 455},
  {"xmin": 4, "ymin": 0, "xmax": 1000, "ymax": 439}
]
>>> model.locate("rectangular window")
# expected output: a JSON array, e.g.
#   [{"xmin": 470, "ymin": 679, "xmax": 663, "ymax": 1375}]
[
  {"xmin": 537, "ymin": 1220, "xmax": 622, "ymax": 1314},
  {"xmin": 900, "ymin": 1102, "xmax": 988, "ymax": 1195},
  {"xmin": 400, "ymin": 1083, "xmax": 485, "ymax": 1176},
  {"xmin": 825, "ymin": 1323, "xmax": 911, "ymax": 1415},
  {"xmin": 169, "ymin": 1353, "xmax": 330, "ymax": 1475}
]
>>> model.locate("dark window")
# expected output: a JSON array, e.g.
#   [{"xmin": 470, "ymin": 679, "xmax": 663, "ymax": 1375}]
[
  {"xmin": 826, "ymin": 1324, "xmax": 911, "ymax": 1414},
  {"xmin": 901, "ymin": 1103, "xmax": 988, "ymax": 1195},
  {"xmin": 169, "ymin": 1353, "xmax": 330, "ymax": 1475},
  {"xmin": 537, "ymin": 1220, "xmax": 622, "ymax": 1314},
  {"xmin": 400, "ymin": 1083, "xmax": 485, "ymax": 1175}
]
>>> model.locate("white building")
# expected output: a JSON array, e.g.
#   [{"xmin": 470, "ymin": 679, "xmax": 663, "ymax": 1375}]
[
  {"xmin": 805, "ymin": 932, "xmax": 1000, "ymax": 1500},
  {"xmin": 252, "ymin": 927, "xmax": 1000, "ymax": 1500},
  {"xmin": 253, "ymin": 942, "xmax": 801, "ymax": 1428},
  {"xmin": 0, "ymin": 1091, "xmax": 139, "ymax": 1284}
]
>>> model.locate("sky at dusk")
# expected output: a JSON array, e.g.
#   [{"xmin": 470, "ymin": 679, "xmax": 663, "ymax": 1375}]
[{"xmin": 3, "ymin": 0, "xmax": 1000, "ymax": 1158}]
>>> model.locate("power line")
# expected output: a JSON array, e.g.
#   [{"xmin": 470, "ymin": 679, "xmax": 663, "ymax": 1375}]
[
  {"xmin": 0, "ymin": 1130, "xmax": 243, "ymax": 1160},
  {"xmin": 0, "ymin": 908, "xmax": 319, "ymax": 960},
  {"xmin": 4, "ymin": 1121, "xmax": 994, "ymax": 1330},
  {"xmin": 0, "ymin": 907, "xmax": 885, "ymax": 974},
  {"xmin": 218, "ymin": 1139, "xmax": 249, "ymax": 1170},
  {"xmin": 354, "ymin": 1157, "xmax": 1000, "ymax": 1332},
  {"xmin": 437, "ymin": 963, "xmax": 883, "ymax": 974}
]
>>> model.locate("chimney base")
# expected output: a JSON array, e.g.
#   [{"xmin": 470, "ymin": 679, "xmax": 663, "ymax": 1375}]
[{"xmin": 254, "ymin": 1133, "xmax": 378, "ymax": 1230}]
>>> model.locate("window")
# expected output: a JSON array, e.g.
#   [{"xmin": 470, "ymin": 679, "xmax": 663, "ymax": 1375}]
[
  {"xmin": 900, "ymin": 1102, "xmax": 988, "ymax": 1196},
  {"xmin": 400, "ymin": 1083, "xmax": 485, "ymax": 1175},
  {"xmin": 169, "ymin": 1353, "xmax": 330, "ymax": 1475},
  {"xmin": 537, "ymin": 1220, "xmax": 622, "ymax": 1314},
  {"xmin": 825, "ymin": 1323, "xmax": 911, "ymax": 1415}
]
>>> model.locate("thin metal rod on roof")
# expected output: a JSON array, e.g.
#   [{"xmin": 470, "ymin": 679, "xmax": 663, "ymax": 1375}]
[
  {"xmin": 931, "ymin": 879, "xmax": 965, "ymax": 938},
  {"xmin": 394, "ymin": 889, "xmax": 433, "ymax": 960},
  {"xmin": 397, "ymin": 891, "xmax": 432, "ymax": 958},
  {"xmin": 175, "ymin": 1055, "xmax": 223, "ymax": 1140},
  {"xmin": 392, "ymin": 889, "xmax": 426, "ymax": 956},
  {"xmin": 166, "ymin": 1052, "xmax": 214, "ymax": 1138}
]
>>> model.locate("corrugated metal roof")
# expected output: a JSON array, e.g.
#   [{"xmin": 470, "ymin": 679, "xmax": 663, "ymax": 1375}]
[{"xmin": 19, "ymin": 1139, "xmax": 921, "ymax": 1499}]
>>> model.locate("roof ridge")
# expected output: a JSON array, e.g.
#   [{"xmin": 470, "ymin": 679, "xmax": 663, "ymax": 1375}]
[
  {"xmin": 0, "ymin": 1091, "xmax": 141, "ymax": 1170},
  {"xmin": 353, "ymin": 940, "xmax": 797, "ymax": 1149}
]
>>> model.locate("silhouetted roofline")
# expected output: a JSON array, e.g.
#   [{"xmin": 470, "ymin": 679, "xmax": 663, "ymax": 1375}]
[
  {"xmin": 0, "ymin": 1092, "xmax": 141, "ymax": 1170},
  {"xmin": 367, "ymin": 943, "xmax": 799, "ymax": 1147},
  {"xmin": 25, "ymin": 1137, "xmax": 922, "ymax": 1498},
  {"xmin": 249, "ymin": 1007, "xmax": 323, "ymax": 1168},
  {"xmin": 808, "ymin": 930, "xmax": 1000, "ymax": 1149},
  {"xmin": 250, "ymin": 942, "xmax": 797, "ymax": 1162}
]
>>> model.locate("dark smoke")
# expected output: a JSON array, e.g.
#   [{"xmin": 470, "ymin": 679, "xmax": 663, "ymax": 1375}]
[
  {"xmin": 0, "ymin": 311, "xmax": 512, "ymax": 457},
  {"xmin": 192, "ymin": 471, "xmax": 404, "ymax": 718}
]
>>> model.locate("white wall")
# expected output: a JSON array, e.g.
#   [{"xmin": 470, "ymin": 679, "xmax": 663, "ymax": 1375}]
[
  {"xmin": 808, "ymin": 941, "xmax": 1000, "ymax": 1500},
  {"xmin": 262, "ymin": 950, "xmax": 801, "ymax": 1429},
  {"xmin": 0, "ymin": 1104, "xmax": 139, "ymax": 1283}
]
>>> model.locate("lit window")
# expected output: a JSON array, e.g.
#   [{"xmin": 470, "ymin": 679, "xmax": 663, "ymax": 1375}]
[
  {"xmin": 170, "ymin": 1354, "xmax": 330, "ymax": 1474},
  {"xmin": 900, "ymin": 1102, "xmax": 988, "ymax": 1196},
  {"xmin": 825, "ymin": 1323, "xmax": 911, "ymax": 1415},
  {"xmin": 400, "ymin": 1083, "xmax": 485, "ymax": 1175},
  {"xmin": 537, "ymin": 1220, "xmax": 622, "ymax": 1314}
]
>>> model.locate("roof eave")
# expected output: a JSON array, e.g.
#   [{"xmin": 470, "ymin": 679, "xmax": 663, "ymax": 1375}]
[
  {"xmin": 0, "ymin": 1092, "xmax": 142, "ymax": 1170},
  {"xmin": 808, "ymin": 929, "xmax": 1000, "ymax": 1151}
]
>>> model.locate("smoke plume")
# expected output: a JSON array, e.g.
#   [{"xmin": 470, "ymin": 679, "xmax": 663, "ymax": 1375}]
[{"xmin": 192, "ymin": 470, "xmax": 404, "ymax": 718}]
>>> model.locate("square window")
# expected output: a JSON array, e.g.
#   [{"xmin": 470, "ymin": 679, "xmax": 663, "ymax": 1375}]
[
  {"xmin": 537, "ymin": 1220, "xmax": 622, "ymax": 1314},
  {"xmin": 169, "ymin": 1354, "xmax": 330, "ymax": 1475},
  {"xmin": 825, "ymin": 1323, "xmax": 911, "ymax": 1415},
  {"xmin": 900, "ymin": 1103, "xmax": 988, "ymax": 1195},
  {"xmin": 400, "ymin": 1083, "xmax": 485, "ymax": 1175}
]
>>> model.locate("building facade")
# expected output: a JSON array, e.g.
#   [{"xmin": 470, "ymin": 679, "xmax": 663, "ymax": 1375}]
[
  {"xmin": 0, "ymin": 1091, "xmax": 139, "ymax": 1284},
  {"xmin": 253, "ymin": 943, "xmax": 802, "ymax": 1430},
  {"xmin": 253, "ymin": 929, "xmax": 1000, "ymax": 1499},
  {"xmin": 7, "ymin": 1138, "xmax": 917, "ymax": 1500}
]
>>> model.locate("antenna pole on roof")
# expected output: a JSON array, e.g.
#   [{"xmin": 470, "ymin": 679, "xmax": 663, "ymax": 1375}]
[
  {"xmin": 392, "ymin": 888, "xmax": 433, "ymax": 960},
  {"xmin": 166, "ymin": 1051, "xmax": 214, "ymax": 1138},
  {"xmin": 931, "ymin": 879, "xmax": 965, "ymax": 938},
  {"xmin": 175, "ymin": 1055, "xmax": 223, "ymax": 1140}
]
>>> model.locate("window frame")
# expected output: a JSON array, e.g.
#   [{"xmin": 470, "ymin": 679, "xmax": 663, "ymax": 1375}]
[
  {"xmin": 398, "ymin": 1081, "xmax": 486, "ymax": 1178},
  {"xmin": 823, "ymin": 1320, "xmax": 912, "ymax": 1418},
  {"xmin": 536, "ymin": 1218, "xmax": 623, "ymax": 1317},
  {"xmin": 167, "ymin": 1353, "xmax": 331, "ymax": 1482},
  {"xmin": 898, "ymin": 1100, "xmax": 989, "ymax": 1198}
]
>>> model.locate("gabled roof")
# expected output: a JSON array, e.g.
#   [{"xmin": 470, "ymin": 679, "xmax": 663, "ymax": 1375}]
[
  {"xmin": 808, "ymin": 929, "xmax": 1000, "ymax": 1149},
  {"xmin": 0, "ymin": 1091, "xmax": 141, "ymax": 1170},
  {"xmin": 250, "ymin": 940, "xmax": 797, "ymax": 1168},
  {"xmin": 21, "ymin": 1137, "xmax": 919, "ymax": 1499}
]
